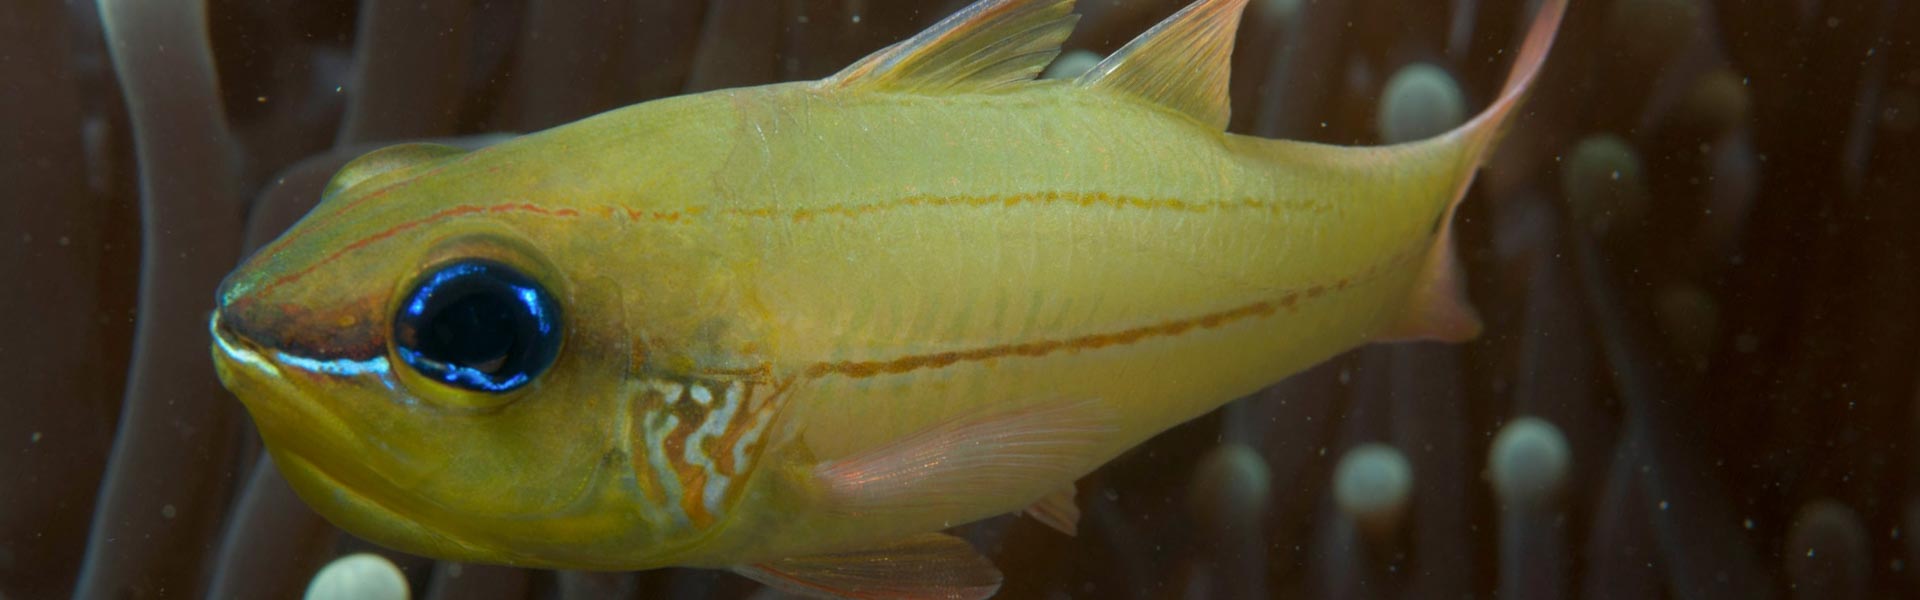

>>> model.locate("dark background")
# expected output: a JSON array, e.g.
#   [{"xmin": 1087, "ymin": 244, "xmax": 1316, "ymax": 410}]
[{"xmin": 3, "ymin": 0, "xmax": 1917, "ymax": 597}]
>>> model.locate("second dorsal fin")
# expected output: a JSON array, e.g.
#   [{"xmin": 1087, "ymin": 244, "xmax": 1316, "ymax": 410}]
[
  {"xmin": 822, "ymin": 0, "xmax": 1078, "ymax": 95},
  {"xmin": 1076, "ymin": 0, "xmax": 1248, "ymax": 129}
]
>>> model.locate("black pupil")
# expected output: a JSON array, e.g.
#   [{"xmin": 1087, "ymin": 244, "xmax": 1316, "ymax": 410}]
[
  {"xmin": 422, "ymin": 292, "xmax": 517, "ymax": 372},
  {"xmin": 394, "ymin": 259, "xmax": 561, "ymax": 392}
]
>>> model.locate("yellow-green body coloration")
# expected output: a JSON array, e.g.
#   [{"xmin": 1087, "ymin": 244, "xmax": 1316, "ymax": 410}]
[{"xmin": 211, "ymin": 0, "xmax": 1564, "ymax": 596}]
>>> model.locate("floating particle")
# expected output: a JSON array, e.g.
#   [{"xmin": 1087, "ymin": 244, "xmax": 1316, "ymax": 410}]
[
  {"xmin": 1677, "ymin": 69, "xmax": 1752, "ymax": 138},
  {"xmin": 1786, "ymin": 500, "xmax": 1869, "ymax": 600},
  {"xmin": 1881, "ymin": 89, "xmax": 1918, "ymax": 133}
]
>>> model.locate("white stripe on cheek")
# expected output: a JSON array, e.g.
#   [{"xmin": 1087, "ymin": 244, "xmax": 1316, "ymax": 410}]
[
  {"xmin": 683, "ymin": 382, "xmax": 744, "ymax": 515},
  {"xmin": 642, "ymin": 411, "xmax": 690, "ymax": 527}
]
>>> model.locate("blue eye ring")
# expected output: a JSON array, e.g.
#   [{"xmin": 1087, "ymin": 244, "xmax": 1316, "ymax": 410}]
[{"xmin": 392, "ymin": 259, "xmax": 563, "ymax": 393}]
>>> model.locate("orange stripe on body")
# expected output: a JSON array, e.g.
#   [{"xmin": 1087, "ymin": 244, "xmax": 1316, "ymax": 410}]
[
  {"xmin": 251, "ymin": 191, "xmax": 1316, "ymax": 298},
  {"xmin": 801, "ymin": 300, "xmax": 1280, "ymax": 380},
  {"xmin": 799, "ymin": 246, "xmax": 1421, "ymax": 381},
  {"xmin": 252, "ymin": 154, "xmax": 483, "ymax": 261}
]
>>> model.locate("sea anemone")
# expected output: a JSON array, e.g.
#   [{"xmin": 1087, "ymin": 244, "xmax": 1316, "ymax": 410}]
[{"xmin": 5, "ymin": 0, "xmax": 1916, "ymax": 597}]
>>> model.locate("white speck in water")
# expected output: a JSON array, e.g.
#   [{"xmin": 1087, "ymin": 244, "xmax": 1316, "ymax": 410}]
[
  {"xmin": 256, "ymin": 96, "xmax": 267, "ymax": 103},
  {"xmin": 30, "ymin": 432, "xmax": 42, "ymax": 443},
  {"xmin": 335, "ymin": 86, "xmax": 344, "ymax": 93},
  {"xmin": 851, "ymin": 14, "xmax": 862, "ymax": 23},
  {"xmin": 1610, "ymin": 170, "xmax": 1621, "ymax": 180},
  {"xmin": 161, "ymin": 504, "xmax": 177, "ymax": 519},
  {"xmin": 1658, "ymin": 500, "xmax": 1670, "ymax": 511},
  {"xmin": 58, "ymin": 236, "xmax": 70, "ymax": 246},
  {"xmin": 1744, "ymin": 518, "xmax": 1755, "ymax": 530}
]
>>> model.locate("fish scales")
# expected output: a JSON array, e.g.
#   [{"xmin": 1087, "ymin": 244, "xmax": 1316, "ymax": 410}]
[{"xmin": 209, "ymin": 0, "xmax": 1565, "ymax": 596}]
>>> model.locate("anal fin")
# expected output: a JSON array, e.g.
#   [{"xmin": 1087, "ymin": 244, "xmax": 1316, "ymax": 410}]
[
  {"xmin": 816, "ymin": 398, "xmax": 1113, "ymax": 520},
  {"xmin": 1021, "ymin": 484, "xmax": 1081, "ymax": 536},
  {"xmin": 733, "ymin": 533, "xmax": 1001, "ymax": 600}
]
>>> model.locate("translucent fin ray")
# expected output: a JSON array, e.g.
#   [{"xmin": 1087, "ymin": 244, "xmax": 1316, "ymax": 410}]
[
  {"xmin": 733, "ymin": 533, "xmax": 1001, "ymax": 600},
  {"xmin": 1022, "ymin": 484, "xmax": 1080, "ymax": 536},
  {"xmin": 815, "ymin": 398, "xmax": 1113, "ymax": 519},
  {"xmin": 1075, "ymin": 0, "xmax": 1249, "ymax": 129},
  {"xmin": 823, "ymin": 0, "xmax": 1078, "ymax": 94},
  {"xmin": 1381, "ymin": 0, "xmax": 1566, "ymax": 342},
  {"xmin": 1444, "ymin": 0, "xmax": 1567, "ymax": 152}
]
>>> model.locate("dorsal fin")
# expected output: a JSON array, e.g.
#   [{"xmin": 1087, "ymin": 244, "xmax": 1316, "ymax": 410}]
[
  {"xmin": 822, "ymin": 0, "xmax": 1078, "ymax": 94},
  {"xmin": 1076, "ymin": 0, "xmax": 1248, "ymax": 129}
]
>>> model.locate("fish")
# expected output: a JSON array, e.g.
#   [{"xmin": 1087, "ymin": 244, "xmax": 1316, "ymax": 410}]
[{"xmin": 208, "ymin": 0, "xmax": 1566, "ymax": 597}]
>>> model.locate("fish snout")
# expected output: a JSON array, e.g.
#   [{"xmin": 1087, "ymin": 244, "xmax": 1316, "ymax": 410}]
[{"xmin": 209, "ymin": 262, "xmax": 388, "ymax": 368}]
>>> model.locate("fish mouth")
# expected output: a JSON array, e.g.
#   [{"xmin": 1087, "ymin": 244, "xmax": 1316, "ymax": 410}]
[
  {"xmin": 210, "ymin": 309, "xmax": 286, "ymax": 394},
  {"xmin": 210, "ymin": 310, "xmax": 488, "ymax": 559}
]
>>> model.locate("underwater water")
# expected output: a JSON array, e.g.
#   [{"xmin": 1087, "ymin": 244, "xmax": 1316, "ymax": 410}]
[{"xmin": 3, "ymin": 0, "xmax": 1918, "ymax": 598}]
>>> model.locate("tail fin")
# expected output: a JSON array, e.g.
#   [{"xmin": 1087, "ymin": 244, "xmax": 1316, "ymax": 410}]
[{"xmin": 1377, "ymin": 0, "xmax": 1565, "ymax": 343}]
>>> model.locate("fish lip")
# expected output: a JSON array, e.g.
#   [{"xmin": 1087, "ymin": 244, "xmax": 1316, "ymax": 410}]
[
  {"xmin": 210, "ymin": 310, "xmax": 476, "ymax": 557},
  {"xmin": 210, "ymin": 308, "xmax": 283, "ymax": 382}
]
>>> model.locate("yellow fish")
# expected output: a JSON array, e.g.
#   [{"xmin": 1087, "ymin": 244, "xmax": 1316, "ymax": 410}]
[{"xmin": 210, "ymin": 0, "xmax": 1565, "ymax": 596}]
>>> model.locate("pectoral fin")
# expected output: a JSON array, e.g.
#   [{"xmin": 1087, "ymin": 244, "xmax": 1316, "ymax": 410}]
[
  {"xmin": 1021, "ymin": 484, "xmax": 1081, "ymax": 536},
  {"xmin": 815, "ymin": 398, "xmax": 1113, "ymax": 520},
  {"xmin": 733, "ymin": 533, "xmax": 1001, "ymax": 600}
]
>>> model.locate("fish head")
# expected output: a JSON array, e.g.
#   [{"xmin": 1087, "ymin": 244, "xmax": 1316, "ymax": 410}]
[{"xmin": 209, "ymin": 139, "xmax": 695, "ymax": 567}]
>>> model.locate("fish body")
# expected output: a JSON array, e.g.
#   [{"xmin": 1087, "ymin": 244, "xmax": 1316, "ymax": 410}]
[{"xmin": 210, "ymin": 0, "xmax": 1564, "ymax": 596}]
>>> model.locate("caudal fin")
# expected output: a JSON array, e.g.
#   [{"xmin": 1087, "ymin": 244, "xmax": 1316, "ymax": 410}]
[
  {"xmin": 1378, "ymin": 0, "xmax": 1566, "ymax": 343},
  {"xmin": 1445, "ymin": 0, "xmax": 1566, "ymax": 160}
]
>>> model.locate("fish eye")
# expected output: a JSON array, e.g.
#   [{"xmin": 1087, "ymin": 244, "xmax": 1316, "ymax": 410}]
[{"xmin": 392, "ymin": 259, "xmax": 562, "ymax": 393}]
